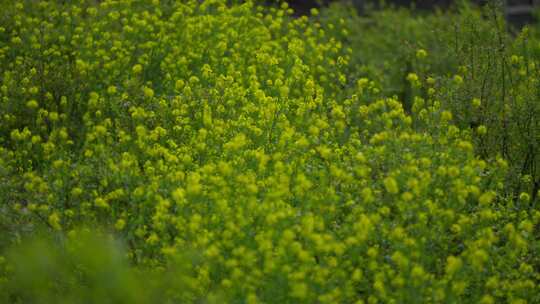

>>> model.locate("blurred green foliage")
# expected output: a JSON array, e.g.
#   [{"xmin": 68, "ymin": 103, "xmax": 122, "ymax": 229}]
[{"xmin": 0, "ymin": 229, "xmax": 215, "ymax": 304}]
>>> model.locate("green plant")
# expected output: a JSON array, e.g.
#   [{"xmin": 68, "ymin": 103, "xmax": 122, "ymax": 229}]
[{"xmin": 0, "ymin": 0, "xmax": 538, "ymax": 303}]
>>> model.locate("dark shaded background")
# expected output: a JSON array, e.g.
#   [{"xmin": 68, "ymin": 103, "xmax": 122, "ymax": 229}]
[
  {"xmin": 279, "ymin": 0, "xmax": 537, "ymax": 26},
  {"xmin": 283, "ymin": 0, "xmax": 452, "ymax": 13}
]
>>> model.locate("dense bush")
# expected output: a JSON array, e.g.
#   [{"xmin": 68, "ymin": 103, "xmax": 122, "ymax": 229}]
[
  {"xmin": 321, "ymin": 1, "xmax": 540, "ymax": 203},
  {"xmin": 0, "ymin": 0, "xmax": 538, "ymax": 303}
]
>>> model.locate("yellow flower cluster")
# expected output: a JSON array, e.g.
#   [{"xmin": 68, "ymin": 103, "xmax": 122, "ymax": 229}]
[{"xmin": 0, "ymin": 0, "xmax": 538, "ymax": 303}]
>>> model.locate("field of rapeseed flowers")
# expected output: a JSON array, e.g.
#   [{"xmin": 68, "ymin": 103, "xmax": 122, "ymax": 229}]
[{"xmin": 0, "ymin": 0, "xmax": 538, "ymax": 303}]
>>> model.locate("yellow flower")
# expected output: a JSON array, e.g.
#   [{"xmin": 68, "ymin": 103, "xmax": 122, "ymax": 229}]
[
  {"xmin": 143, "ymin": 86, "xmax": 155, "ymax": 98},
  {"xmin": 29, "ymin": 86, "xmax": 39, "ymax": 95},
  {"xmin": 445, "ymin": 256, "xmax": 462, "ymax": 276},
  {"xmin": 317, "ymin": 146, "xmax": 332, "ymax": 159},
  {"xmin": 132, "ymin": 64, "xmax": 143, "ymax": 74},
  {"xmin": 175, "ymin": 79, "xmax": 185, "ymax": 90},
  {"xmin": 290, "ymin": 282, "xmax": 308, "ymax": 299},
  {"xmin": 510, "ymin": 55, "xmax": 519, "ymax": 64},
  {"xmin": 26, "ymin": 99, "xmax": 39, "ymax": 109},
  {"xmin": 48, "ymin": 212, "xmax": 61, "ymax": 230},
  {"xmin": 146, "ymin": 233, "xmax": 159, "ymax": 245},
  {"xmin": 94, "ymin": 197, "xmax": 109, "ymax": 209},
  {"xmin": 453, "ymin": 74, "xmax": 463, "ymax": 85},
  {"xmin": 246, "ymin": 293, "xmax": 259, "ymax": 304},
  {"xmin": 479, "ymin": 191, "xmax": 495, "ymax": 206},
  {"xmin": 384, "ymin": 177, "xmax": 399, "ymax": 194},
  {"xmin": 406, "ymin": 73, "xmax": 419, "ymax": 83},
  {"xmin": 480, "ymin": 295, "xmax": 495, "ymax": 304},
  {"xmin": 351, "ymin": 269, "xmax": 363, "ymax": 282},
  {"xmin": 476, "ymin": 125, "xmax": 487, "ymax": 135},
  {"xmin": 357, "ymin": 78, "xmax": 369, "ymax": 88},
  {"xmin": 519, "ymin": 192, "xmax": 530, "ymax": 203},
  {"xmin": 49, "ymin": 112, "xmax": 59, "ymax": 122},
  {"xmin": 224, "ymin": 133, "xmax": 248, "ymax": 151},
  {"xmin": 441, "ymin": 110, "xmax": 453, "ymax": 122},
  {"xmin": 452, "ymin": 281, "xmax": 467, "ymax": 295},
  {"xmin": 115, "ymin": 219, "xmax": 126, "ymax": 230},
  {"xmin": 472, "ymin": 98, "xmax": 481, "ymax": 108},
  {"xmin": 416, "ymin": 49, "xmax": 428, "ymax": 59},
  {"xmin": 411, "ymin": 265, "xmax": 426, "ymax": 283},
  {"xmin": 470, "ymin": 249, "xmax": 488, "ymax": 271}
]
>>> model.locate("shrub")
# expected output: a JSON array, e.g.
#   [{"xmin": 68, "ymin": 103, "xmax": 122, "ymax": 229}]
[
  {"xmin": 322, "ymin": 1, "xmax": 540, "ymax": 204},
  {"xmin": 0, "ymin": 0, "xmax": 538, "ymax": 303}
]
